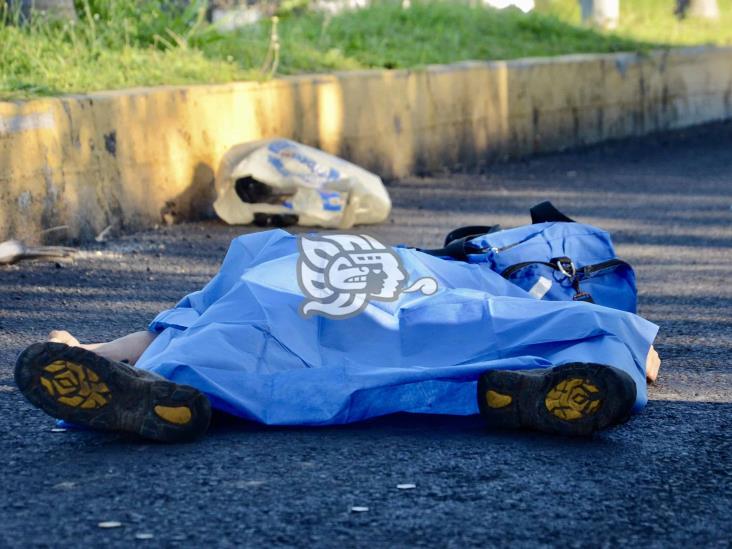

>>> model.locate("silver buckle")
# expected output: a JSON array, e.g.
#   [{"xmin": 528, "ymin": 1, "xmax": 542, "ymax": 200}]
[{"xmin": 556, "ymin": 258, "xmax": 576, "ymax": 278}]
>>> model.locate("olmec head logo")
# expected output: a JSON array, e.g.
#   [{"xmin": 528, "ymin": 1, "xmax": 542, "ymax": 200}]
[{"xmin": 297, "ymin": 234, "xmax": 437, "ymax": 319}]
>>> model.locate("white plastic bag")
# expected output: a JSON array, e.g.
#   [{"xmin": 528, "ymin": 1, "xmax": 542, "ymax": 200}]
[{"xmin": 213, "ymin": 139, "xmax": 391, "ymax": 229}]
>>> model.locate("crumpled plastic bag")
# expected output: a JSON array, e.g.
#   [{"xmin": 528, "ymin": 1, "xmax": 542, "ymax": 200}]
[{"xmin": 213, "ymin": 139, "xmax": 391, "ymax": 229}]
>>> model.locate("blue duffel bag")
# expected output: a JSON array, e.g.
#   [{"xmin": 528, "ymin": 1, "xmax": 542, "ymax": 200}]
[{"xmin": 421, "ymin": 202, "xmax": 637, "ymax": 313}]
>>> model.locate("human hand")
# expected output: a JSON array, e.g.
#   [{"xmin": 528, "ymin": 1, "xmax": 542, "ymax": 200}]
[{"xmin": 646, "ymin": 345, "xmax": 661, "ymax": 383}]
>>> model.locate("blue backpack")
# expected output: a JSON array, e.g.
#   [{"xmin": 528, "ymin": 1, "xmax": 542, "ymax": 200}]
[{"xmin": 422, "ymin": 202, "xmax": 637, "ymax": 313}]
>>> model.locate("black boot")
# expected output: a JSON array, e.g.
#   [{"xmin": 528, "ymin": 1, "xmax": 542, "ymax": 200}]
[
  {"xmin": 477, "ymin": 363, "xmax": 637, "ymax": 436},
  {"xmin": 15, "ymin": 342, "xmax": 211, "ymax": 443}
]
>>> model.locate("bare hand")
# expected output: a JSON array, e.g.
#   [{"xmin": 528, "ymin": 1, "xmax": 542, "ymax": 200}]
[{"xmin": 645, "ymin": 345, "xmax": 661, "ymax": 383}]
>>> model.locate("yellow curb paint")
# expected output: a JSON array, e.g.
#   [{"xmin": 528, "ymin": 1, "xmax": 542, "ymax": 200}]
[{"xmin": 2, "ymin": 47, "xmax": 731, "ymax": 242}]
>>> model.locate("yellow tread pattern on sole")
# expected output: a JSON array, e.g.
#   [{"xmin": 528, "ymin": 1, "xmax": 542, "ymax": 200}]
[
  {"xmin": 545, "ymin": 377, "xmax": 601, "ymax": 421},
  {"xmin": 154, "ymin": 405, "xmax": 192, "ymax": 425},
  {"xmin": 40, "ymin": 360, "xmax": 111, "ymax": 409},
  {"xmin": 485, "ymin": 390, "xmax": 513, "ymax": 409}
]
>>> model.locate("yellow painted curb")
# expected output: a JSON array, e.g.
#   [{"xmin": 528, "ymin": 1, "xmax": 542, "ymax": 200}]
[{"xmin": 1, "ymin": 47, "xmax": 731, "ymax": 242}]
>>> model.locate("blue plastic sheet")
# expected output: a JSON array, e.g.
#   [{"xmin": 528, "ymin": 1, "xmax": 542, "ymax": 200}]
[{"xmin": 136, "ymin": 229, "xmax": 658, "ymax": 425}]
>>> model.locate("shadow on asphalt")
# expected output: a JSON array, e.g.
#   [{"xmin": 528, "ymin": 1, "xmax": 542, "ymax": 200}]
[
  {"xmin": 14, "ymin": 400, "xmax": 728, "ymax": 452},
  {"xmin": 202, "ymin": 400, "xmax": 732, "ymax": 440}
]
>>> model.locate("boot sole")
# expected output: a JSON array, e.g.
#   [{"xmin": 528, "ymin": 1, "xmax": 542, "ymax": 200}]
[
  {"xmin": 477, "ymin": 362, "xmax": 636, "ymax": 436},
  {"xmin": 14, "ymin": 342, "xmax": 211, "ymax": 443}
]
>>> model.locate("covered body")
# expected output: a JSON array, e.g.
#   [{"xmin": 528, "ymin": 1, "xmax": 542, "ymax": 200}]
[{"xmin": 136, "ymin": 230, "xmax": 657, "ymax": 425}]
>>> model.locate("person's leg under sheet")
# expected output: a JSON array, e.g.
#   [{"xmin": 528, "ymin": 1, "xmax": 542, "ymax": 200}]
[
  {"xmin": 134, "ymin": 231, "xmax": 657, "ymax": 425},
  {"xmin": 15, "ymin": 230, "xmax": 658, "ymax": 440}
]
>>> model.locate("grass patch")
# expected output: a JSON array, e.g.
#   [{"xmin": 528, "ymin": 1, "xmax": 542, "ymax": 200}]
[
  {"xmin": 536, "ymin": 0, "xmax": 732, "ymax": 46},
  {"xmin": 0, "ymin": 0, "xmax": 729, "ymax": 100}
]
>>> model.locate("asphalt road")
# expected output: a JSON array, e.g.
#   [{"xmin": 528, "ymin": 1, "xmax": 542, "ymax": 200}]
[{"xmin": 2, "ymin": 122, "xmax": 731, "ymax": 548}]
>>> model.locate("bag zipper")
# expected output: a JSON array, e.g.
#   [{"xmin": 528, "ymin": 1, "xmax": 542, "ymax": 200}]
[
  {"xmin": 501, "ymin": 261, "xmax": 558, "ymax": 278},
  {"xmin": 489, "ymin": 241, "xmax": 522, "ymax": 254},
  {"xmin": 579, "ymin": 258, "xmax": 630, "ymax": 277},
  {"xmin": 501, "ymin": 258, "xmax": 629, "ymax": 279}
]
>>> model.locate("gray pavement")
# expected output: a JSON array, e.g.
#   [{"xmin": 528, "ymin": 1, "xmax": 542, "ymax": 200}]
[{"xmin": 1, "ymin": 122, "xmax": 731, "ymax": 547}]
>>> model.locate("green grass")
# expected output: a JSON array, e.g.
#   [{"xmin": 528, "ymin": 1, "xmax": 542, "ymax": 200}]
[
  {"xmin": 1, "ymin": 0, "xmax": 730, "ymax": 100},
  {"xmin": 536, "ymin": 0, "xmax": 732, "ymax": 46}
]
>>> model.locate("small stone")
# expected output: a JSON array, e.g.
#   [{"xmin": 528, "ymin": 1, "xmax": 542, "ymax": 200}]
[
  {"xmin": 350, "ymin": 506, "xmax": 369, "ymax": 513},
  {"xmin": 98, "ymin": 521, "xmax": 122, "ymax": 529},
  {"xmin": 234, "ymin": 480, "xmax": 266, "ymax": 488},
  {"xmin": 397, "ymin": 483, "xmax": 416, "ymax": 490}
]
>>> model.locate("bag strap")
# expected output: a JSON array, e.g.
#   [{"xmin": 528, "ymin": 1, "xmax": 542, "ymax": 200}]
[
  {"xmin": 443, "ymin": 224, "xmax": 501, "ymax": 247},
  {"xmin": 420, "ymin": 202, "xmax": 573, "ymax": 260},
  {"xmin": 530, "ymin": 201, "xmax": 575, "ymax": 224},
  {"xmin": 418, "ymin": 235, "xmax": 483, "ymax": 261}
]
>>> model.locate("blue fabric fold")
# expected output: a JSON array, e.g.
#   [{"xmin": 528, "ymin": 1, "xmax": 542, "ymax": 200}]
[{"xmin": 136, "ymin": 229, "xmax": 658, "ymax": 426}]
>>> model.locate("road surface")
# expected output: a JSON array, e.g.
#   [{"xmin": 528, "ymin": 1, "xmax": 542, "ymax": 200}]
[{"xmin": 1, "ymin": 122, "xmax": 731, "ymax": 547}]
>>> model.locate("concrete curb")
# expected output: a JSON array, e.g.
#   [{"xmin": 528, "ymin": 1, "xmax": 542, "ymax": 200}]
[{"xmin": 1, "ymin": 46, "xmax": 731, "ymax": 242}]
